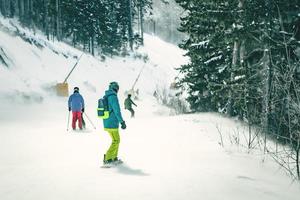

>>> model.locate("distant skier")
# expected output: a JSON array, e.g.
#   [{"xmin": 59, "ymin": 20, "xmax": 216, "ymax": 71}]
[
  {"xmin": 102, "ymin": 82, "xmax": 126, "ymax": 166},
  {"xmin": 124, "ymin": 94, "xmax": 137, "ymax": 118},
  {"xmin": 68, "ymin": 87, "xmax": 85, "ymax": 130}
]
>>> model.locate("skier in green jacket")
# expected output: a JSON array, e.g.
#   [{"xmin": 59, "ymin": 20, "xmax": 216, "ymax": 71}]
[{"xmin": 124, "ymin": 94, "xmax": 137, "ymax": 118}]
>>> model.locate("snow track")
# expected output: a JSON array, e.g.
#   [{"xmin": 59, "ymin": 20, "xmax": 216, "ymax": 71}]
[{"xmin": 1, "ymin": 100, "xmax": 300, "ymax": 200}]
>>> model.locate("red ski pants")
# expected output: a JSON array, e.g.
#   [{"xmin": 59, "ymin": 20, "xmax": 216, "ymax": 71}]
[{"xmin": 72, "ymin": 111, "xmax": 83, "ymax": 130}]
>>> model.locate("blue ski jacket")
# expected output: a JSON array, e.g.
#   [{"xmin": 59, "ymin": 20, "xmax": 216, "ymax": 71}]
[
  {"xmin": 103, "ymin": 89, "xmax": 124, "ymax": 129},
  {"xmin": 68, "ymin": 92, "xmax": 85, "ymax": 112}
]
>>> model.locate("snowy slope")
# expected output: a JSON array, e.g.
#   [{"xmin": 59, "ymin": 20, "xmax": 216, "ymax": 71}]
[
  {"xmin": 0, "ymin": 17, "xmax": 300, "ymax": 200},
  {"xmin": 0, "ymin": 17, "xmax": 185, "ymax": 107}
]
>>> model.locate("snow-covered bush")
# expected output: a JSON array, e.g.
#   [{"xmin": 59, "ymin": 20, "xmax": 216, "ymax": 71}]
[{"xmin": 154, "ymin": 84, "xmax": 189, "ymax": 114}]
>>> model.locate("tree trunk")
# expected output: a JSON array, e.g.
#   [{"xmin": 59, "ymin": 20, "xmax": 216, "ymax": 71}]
[
  {"xmin": 28, "ymin": 0, "xmax": 32, "ymax": 27},
  {"xmin": 24, "ymin": 0, "xmax": 29, "ymax": 25},
  {"xmin": 17, "ymin": 0, "xmax": 23, "ymax": 20},
  {"xmin": 91, "ymin": 36, "xmax": 94, "ymax": 56},
  {"xmin": 227, "ymin": 0, "xmax": 244, "ymax": 116},
  {"xmin": 262, "ymin": 0, "xmax": 273, "ymax": 153},
  {"xmin": 227, "ymin": 40, "xmax": 239, "ymax": 116},
  {"xmin": 139, "ymin": 0, "xmax": 144, "ymax": 45},
  {"xmin": 127, "ymin": 0, "xmax": 133, "ymax": 51},
  {"xmin": 0, "ymin": 1, "xmax": 2, "ymax": 16},
  {"xmin": 72, "ymin": 30, "xmax": 76, "ymax": 47},
  {"xmin": 1, "ymin": 0, "xmax": 7, "ymax": 17},
  {"xmin": 44, "ymin": 0, "xmax": 50, "ymax": 40},
  {"xmin": 9, "ymin": 0, "xmax": 15, "ymax": 17},
  {"xmin": 56, "ymin": 0, "xmax": 60, "ymax": 41},
  {"xmin": 296, "ymin": 141, "xmax": 300, "ymax": 180},
  {"xmin": 262, "ymin": 46, "xmax": 271, "ymax": 152}
]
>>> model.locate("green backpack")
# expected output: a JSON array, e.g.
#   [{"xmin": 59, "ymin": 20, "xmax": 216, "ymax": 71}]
[{"xmin": 97, "ymin": 94, "xmax": 115, "ymax": 119}]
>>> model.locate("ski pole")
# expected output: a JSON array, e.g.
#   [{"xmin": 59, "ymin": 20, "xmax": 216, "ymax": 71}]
[
  {"xmin": 83, "ymin": 112, "xmax": 96, "ymax": 129},
  {"xmin": 67, "ymin": 111, "xmax": 71, "ymax": 131}
]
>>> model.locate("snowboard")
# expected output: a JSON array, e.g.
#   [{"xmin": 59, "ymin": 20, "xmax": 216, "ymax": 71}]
[{"xmin": 101, "ymin": 160, "xmax": 123, "ymax": 168}]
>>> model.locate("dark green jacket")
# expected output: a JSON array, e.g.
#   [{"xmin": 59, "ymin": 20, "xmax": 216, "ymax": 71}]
[{"xmin": 124, "ymin": 97, "xmax": 136, "ymax": 109}]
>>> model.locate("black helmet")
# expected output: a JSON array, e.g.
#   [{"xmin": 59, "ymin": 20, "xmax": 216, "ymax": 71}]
[
  {"xmin": 74, "ymin": 87, "xmax": 79, "ymax": 92},
  {"xmin": 109, "ymin": 82, "xmax": 119, "ymax": 92}
]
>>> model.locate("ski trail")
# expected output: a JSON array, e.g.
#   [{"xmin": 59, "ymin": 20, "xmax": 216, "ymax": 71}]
[{"xmin": 1, "ymin": 97, "xmax": 299, "ymax": 200}]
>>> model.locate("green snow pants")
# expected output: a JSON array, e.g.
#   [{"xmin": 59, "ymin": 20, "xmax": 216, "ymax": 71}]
[{"xmin": 104, "ymin": 128, "xmax": 120, "ymax": 161}]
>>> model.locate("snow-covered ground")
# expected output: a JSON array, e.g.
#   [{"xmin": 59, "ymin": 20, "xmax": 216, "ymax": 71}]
[{"xmin": 0, "ymin": 18, "xmax": 300, "ymax": 200}]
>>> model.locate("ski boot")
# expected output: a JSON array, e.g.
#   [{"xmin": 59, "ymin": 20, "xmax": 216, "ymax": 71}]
[
  {"xmin": 102, "ymin": 154, "xmax": 114, "ymax": 168},
  {"xmin": 113, "ymin": 157, "xmax": 123, "ymax": 165}
]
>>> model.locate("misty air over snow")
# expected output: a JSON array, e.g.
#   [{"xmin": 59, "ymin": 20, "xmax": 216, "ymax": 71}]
[{"xmin": 1, "ymin": 1, "xmax": 300, "ymax": 200}]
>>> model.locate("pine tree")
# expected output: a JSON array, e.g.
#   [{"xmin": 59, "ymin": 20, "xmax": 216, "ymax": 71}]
[
  {"xmin": 176, "ymin": 0, "xmax": 300, "ymax": 148},
  {"xmin": 0, "ymin": 0, "xmax": 153, "ymax": 54},
  {"xmin": 175, "ymin": 0, "xmax": 238, "ymax": 111},
  {"xmin": 135, "ymin": 0, "xmax": 152, "ymax": 45}
]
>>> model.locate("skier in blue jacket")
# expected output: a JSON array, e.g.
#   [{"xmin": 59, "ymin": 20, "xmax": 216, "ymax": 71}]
[
  {"xmin": 68, "ymin": 87, "xmax": 85, "ymax": 130},
  {"xmin": 102, "ymin": 82, "xmax": 126, "ymax": 166}
]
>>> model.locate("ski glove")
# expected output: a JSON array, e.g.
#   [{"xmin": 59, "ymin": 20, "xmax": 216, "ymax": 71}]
[
  {"xmin": 68, "ymin": 107, "xmax": 71, "ymax": 111},
  {"xmin": 81, "ymin": 108, "xmax": 85, "ymax": 113},
  {"xmin": 121, "ymin": 121, "xmax": 127, "ymax": 130}
]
